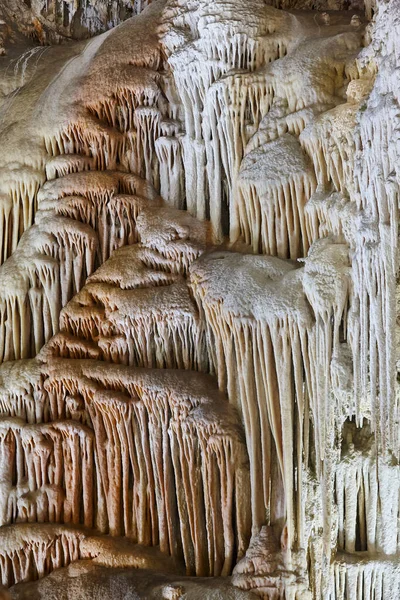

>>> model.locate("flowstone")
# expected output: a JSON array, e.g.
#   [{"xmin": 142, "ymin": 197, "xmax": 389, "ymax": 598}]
[{"xmin": 0, "ymin": 0, "xmax": 398, "ymax": 599}]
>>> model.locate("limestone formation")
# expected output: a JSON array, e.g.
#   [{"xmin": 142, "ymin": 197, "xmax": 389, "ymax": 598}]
[{"xmin": 0, "ymin": 0, "xmax": 397, "ymax": 598}]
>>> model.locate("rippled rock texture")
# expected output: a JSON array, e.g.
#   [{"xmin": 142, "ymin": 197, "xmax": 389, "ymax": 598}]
[{"xmin": 0, "ymin": 0, "xmax": 398, "ymax": 598}]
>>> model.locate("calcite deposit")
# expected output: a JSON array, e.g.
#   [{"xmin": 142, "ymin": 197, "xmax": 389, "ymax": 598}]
[{"xmin": 0, "ymin": 0, "xmax": 396, "ymax": 598}]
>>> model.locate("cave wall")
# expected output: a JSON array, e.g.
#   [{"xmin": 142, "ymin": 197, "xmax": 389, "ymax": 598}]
[{"xmin": 0, "ymin": 0, "xmax": 398, "ymax": 598}]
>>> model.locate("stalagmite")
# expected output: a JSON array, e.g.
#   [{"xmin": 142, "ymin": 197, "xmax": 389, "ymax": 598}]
[{"xmin": 232, "ymin": 526, "xmax": 311, "ymax": 600}]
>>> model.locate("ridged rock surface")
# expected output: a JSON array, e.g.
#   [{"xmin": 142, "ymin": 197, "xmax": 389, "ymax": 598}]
[{"xmin": 0, "ymin": 0, "xmax": 397, "ymax": 598}]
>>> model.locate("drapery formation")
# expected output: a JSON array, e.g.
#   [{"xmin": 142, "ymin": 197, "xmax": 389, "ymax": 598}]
[{"xmin": 0, "ymin": 1, "xmax": 398, "ymax": 599}]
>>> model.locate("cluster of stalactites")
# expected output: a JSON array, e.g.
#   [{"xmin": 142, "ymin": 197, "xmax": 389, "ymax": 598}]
[
  {"xmin": 59, "ymin": 279, "xmax": 209, "ymax": 371},
  {"xmin": 49, "ymin": 201, "xmax": 211, "ymax": 372},
  {"xmin": 304, "ymin": 186, "xmax": 357, "ymax": 247},
  {"xmin": 37, "ymin": 170, "xmax": 161, "ymax": 262},
  {"xmin": 0, "ymin": 182, "xmax": 252, "ymax": 577},
  {"xmin": 0, "ymin": 521, "xmax": 176, "ymax": 589},
  {"xmin": 202, "ymin": 73, "xmax": 278, "ymax": 242},
  {"xmin": 0, "ymin": 417, "xmax": 96, "ymax": 531},
  {"xmin": 0, "ymin": 359, "xmax": 47, "ymax": 423},
  {"xmin": 0, "ymin": 523, "xmax": 86, "ymax": 587},
  {"xmin": 189, "ymin": 236, "xmax": 355, "ymax": 575},
  {"xmin": 43, "ymin": 62, "xmax": 185, "ymax": 212},
  {"xmin": 190, "ymin": 250, "xmax": 315, "ymax": 554},
  {"xmin": 267, "ymin": 0, "xmax": 376, "ymax": 19},
  {"xmin": 0, "ymin": 220, "xmax": 96, "ymax": 363},
  {"xmin": 237, "ymin": 134, "xmax": 316, "ymax": 259},
  {"xmin": 0, "ymin": 0, "xmax": 147, "ymax": 44},
  {"xmin": 160, "ymin": 0, "xmax": 295, "ymax": 241},
  {"xmin": 348, "ymin": 86, "xmax": 400, "ymax": 455},
  {"xmin": 230, "ymin": 29, "xmax": 370, "ymax": 261},
  {"xmin": 0, "ymin": 168, "xmax": 46, "ymax": 268},
  {"xmin": 0, "ymin": 1, "xmax": 396, "ymax": 598},
  {"xmin": 300, "ymin": 239, "xmax": 354, "ymax": 594},
  {"xmin": 0, "ymin": 169, "xmax": 163, "ymax": 365},
  {"xmin": 302, "ymin": 238, "xmax": 352, "ymax": 466},
  {"xmin": 328, "ymin": 554, "xmax": 400, "ymax": 600},
  {"xmin": 334, "ymin": 431, "xmax": 400, "ymax": 558},
  {"xmin": 23, "ymin": 358, "xmax": 252, "ymax": 577},
  {"xmin": 83, "ymin": 70, "xmax": 165, "ymax": 186},
  {"xmin": 299, "ymin": 103, "xmax": 360, "ymax": 198},
  {"xmin": 0, "ymin": 338, "xmax": 250, "ymax": 578}
]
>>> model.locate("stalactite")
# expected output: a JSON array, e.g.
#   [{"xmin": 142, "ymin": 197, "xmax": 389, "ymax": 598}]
[
  {"xmin": 329, "ymin": 554, "xmax": 400, "ymax": 600},
  {"xmin": 155, "ymin": 136, "xmax": 184, "ymax": 208},
  {"xmin": 60, "ymin": 281, "xmax": 209, "ymax": 372},
  {"xmin": 0, "ymin": 417, "xmax": 97, "ymax": 529},
  {"xmin": 0, "ymin": 524, "xmax": 86, "ymax": 587},
  {"xmin": 0, "ymin": 195, "xmax": 12, "ymax": 267},
  {"xmin": 0, "ymin": 360, "xmax": 46, "ymax": 423},
  {"xmin": 190, "ymin": 250, "xmax": 313, "ymax": 552},
  {"xmin": 0, "ymin": 1, "xmax": 397, "ymax": 599},
  {"xmin": 39, "ymin": 358, "xmax": 251, "ymax": 575},
  {"xmin": 236, "ymin": 134, "xmax": 316, "ymax": 258}
]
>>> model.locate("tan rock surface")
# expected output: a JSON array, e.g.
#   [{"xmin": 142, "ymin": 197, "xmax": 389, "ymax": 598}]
[{"xmin": 0, "ymin": 0, "xmax": 398, "ymax": 598}]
